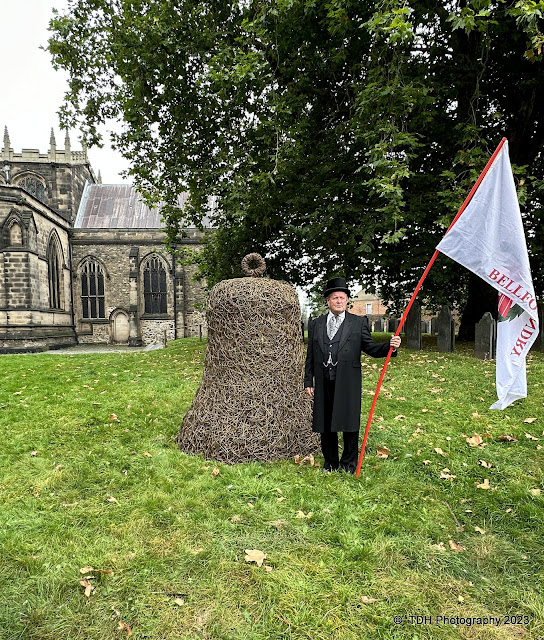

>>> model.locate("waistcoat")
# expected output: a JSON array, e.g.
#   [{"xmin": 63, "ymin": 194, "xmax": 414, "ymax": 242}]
[{"xmin": 323, "ymin": 318, "xmax": 344, "ymax": 381}]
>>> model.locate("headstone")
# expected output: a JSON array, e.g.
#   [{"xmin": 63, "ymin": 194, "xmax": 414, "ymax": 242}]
[
  {"xmin": 405, "ymin": 300, "xmax": 422, "ymax": 350},
  {"xmin": 475, "ymin": 312, "xmax": 496, "ymax": 360},
  {"xmin": 437, "ymin": 305, "xmax": 455, "ymax": 353},
  {"xmin": 530, "ymin": 304, "xmax": 544, "ymax": 352},
  {"xmin": 388, "ymin": 318, "xmax": 399, "ymax": 333},
  {"xmin": 421, "ymin": 320, "xmax": 431, "ymax": 334},
  {"xmin": 431, "ymin": 317, "xmax": 438, "ymax": 335},
  {"xmin": 374, "ymin": 318, "xmax": 384, "ymax": 332}
]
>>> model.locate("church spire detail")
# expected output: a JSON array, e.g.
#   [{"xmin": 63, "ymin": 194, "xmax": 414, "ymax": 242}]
[{"xmin": 3, "ymin": 126, "xmax": 10, "ymax": 156}]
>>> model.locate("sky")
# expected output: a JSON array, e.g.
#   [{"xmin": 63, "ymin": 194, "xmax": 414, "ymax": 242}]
[{"xmin": 1, "ymin": 0, "xmax": 130, "ymax": 184}]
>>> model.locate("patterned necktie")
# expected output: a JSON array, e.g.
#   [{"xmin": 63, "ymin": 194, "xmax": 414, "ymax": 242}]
[{"xmin": 327, "ymin": 314, "xmax": 341, "ymax": 340}]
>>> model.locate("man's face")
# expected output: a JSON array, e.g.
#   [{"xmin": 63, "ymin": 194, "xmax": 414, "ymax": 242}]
[{"xmin": 326, "ymin": 292, "xmax": 348, "ymax": 316}]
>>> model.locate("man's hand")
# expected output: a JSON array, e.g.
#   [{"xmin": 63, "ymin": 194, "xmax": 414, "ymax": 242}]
[
  {"xmin": 304, "ymin": 387, "xmax": 314, "ymax": 399},
  {"xmin": 390, "ymin": 335, "xmax": 401, "ymax": 349}
]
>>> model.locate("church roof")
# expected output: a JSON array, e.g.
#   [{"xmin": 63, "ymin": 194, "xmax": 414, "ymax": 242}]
[{"xmin": 74, "ymin": 184, "xmax": 214, "ymax": 229}]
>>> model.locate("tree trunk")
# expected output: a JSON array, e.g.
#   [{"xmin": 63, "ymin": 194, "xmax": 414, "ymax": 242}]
[{"xmin": 457, "ymin": 273, "xmax": 497, "ymax": 341}]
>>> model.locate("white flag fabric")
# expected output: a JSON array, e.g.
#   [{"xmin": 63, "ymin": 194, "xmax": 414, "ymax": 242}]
[{"xmin": 436, "ymin": 140, "xmax": 539, "ymax": 409}]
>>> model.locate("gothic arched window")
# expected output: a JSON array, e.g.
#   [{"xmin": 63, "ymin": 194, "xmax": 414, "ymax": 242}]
[
  {"xmin": 17, "ymin": 176, "xmax": 46, "ymax": 203},
  {"xmin": 80, "ymin": 259, "xmax": 105, "ymax": 319},
  {"xmin": 143, "ymin": 256, "xmax": 167, "ymax": 314},
  {"xmin": 48, "ymin": 237, "xmax": 63, "ymax": 310}
]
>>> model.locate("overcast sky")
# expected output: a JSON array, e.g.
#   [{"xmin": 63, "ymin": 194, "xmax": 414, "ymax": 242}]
[{"xmin": 1, "ymin": 0, "xmax": 130, "ymax": 183}]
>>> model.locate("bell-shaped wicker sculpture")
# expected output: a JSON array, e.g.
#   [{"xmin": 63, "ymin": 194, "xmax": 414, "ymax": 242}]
[{"xmin": 178, "ymin": 254, "xmax": 318, "ymax": 463}]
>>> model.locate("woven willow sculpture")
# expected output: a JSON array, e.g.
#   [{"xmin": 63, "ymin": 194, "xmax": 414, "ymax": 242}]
[{"xmin": 178, "ymin": 254, "xmax": 318, "ymax": 463}]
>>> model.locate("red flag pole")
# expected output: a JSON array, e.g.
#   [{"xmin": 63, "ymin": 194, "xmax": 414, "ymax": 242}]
[{"xmin": 355, "ymin": 137, "xmax": 507, "ymax": 478}]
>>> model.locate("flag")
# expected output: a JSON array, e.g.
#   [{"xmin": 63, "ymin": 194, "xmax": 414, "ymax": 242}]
[{"xmin": 436, "ymin": 140, "xmax": 539, "ymax": 410}]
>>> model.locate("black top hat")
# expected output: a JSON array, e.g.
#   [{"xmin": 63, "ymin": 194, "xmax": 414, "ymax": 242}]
[{"xmin": 324, "ymin": 277, "xmax": 350, "ymax": 298}]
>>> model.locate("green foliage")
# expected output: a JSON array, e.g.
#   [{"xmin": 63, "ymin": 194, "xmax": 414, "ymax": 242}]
[
  {"xmin": 47, "ymin": 1, "xmax": 544, "ymax": 309},
  {"xmin": 1, "ymin": 340, "xmax": 544, "ymax": 638}
]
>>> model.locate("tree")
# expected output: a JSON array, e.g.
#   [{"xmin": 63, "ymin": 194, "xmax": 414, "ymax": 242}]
[{"xmin": 48, "ymin": 0, "xmax": 544, "ymax": 337}]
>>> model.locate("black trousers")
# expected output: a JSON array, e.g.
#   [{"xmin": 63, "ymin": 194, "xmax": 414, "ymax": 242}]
[{"xmin": 321, "ymin": 377, "xmax": 359, "ymax": 473}]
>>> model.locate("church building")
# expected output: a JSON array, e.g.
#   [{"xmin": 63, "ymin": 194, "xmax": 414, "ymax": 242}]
[{"xmin": 0, "ymin": 127, "xmax": 208, "ymax": 352}]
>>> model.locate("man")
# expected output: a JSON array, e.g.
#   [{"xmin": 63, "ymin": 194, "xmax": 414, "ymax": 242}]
[{"xmin": 304, "ymin": 277, "xmax": 402, "ymax": 473}]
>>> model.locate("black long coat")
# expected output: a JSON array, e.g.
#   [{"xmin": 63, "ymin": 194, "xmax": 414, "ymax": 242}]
[{"xmin": 304, "ymin": 312, "xmax": 396, "ymax": 433}]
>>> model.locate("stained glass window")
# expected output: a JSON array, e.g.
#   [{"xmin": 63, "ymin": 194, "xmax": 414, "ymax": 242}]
[
  {"xmin": 18, "ymin": 176, "xmax": 46, "ymax": 203},
  {"xmin": 48, "ymin": 240, "xmax": 62, "ymax": 310},
  {"xmin": 81, "ymin": 259, "xmax": 105, "ymax": 319},
  {"xmin": 143, "ymin": 256, "xmax": 167, "ymax": 314}
]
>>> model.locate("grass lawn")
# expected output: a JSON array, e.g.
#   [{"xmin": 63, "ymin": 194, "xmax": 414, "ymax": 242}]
[{"xmin": 0, "ymin": 336, "xmax": 543, "ymax": 640}]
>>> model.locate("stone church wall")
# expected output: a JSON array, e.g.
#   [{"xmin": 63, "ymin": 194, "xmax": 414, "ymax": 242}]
[
  {"xmin": 71, "ymin": 229, "xmax": 205, "ymax": 346},
  {"xmin": 0, "ymin": 189, "xmax": 76, "ymax": 351}
]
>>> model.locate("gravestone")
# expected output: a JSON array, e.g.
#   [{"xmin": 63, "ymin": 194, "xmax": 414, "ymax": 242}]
[
  {"xmin": 431, "ymin": 317, "xmax": 438, "ymax": 335},
  {"xmin": 421, "ymin": 320, "xmax": 431, "ymax": 334},
  {"xmin": 475, "ymin": 312, "xmax": 496, "ymax": 360},
  {"xmin": 437, "ymin": 305, "xmax": 455, "ymax": 353},
  {"xmin": 374, "ymin": 318, "xmax": 384, "ymax": 332},
  {"xmin": 405, "ymin": 300, "xmax": 422, "ymax": 350},
  {"xmin": 530, "ymin": 304, "xmax": 544, "ymax": 352},
  {"xmin": 388, "ymin": 318, "xmax": 399, "ymax": 333}
]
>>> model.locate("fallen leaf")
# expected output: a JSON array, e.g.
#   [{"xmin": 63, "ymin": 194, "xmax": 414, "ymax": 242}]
[
  {"xmin": 79, "ymin": 566, "xmax": 94, "ymax": 574},
  {"xmin": 142, "ymin": 451, "xmax": 152, "ymax": 457},
  {"xmin": 394, "ymin": 414, "xmax": 405, "ymax": 420},
  {"xmin": 174, "ymin": 598, "xmax": 184, "ymax": 606},
  {"xmin": 449, "ymin": 540, "xmax": 465, "ymax": 552},
  {"xmin": 529, "ymin": 488, "xmax": 541, "ymax": 496},
  {"xmin": 377, "ymin": 446, "xmax": 390, "ymax": 459},
  {"xmin": 431, "ymin": 542, "xmax": 446, "ymax": 551},
  {"xmin": 466, "ymin": 434, "xmax": 484, "ymax": 447},
  {"xmin": 231, "ymin": 514, "xmax": 242, "ymax": 523},
  {"xmin": 106, "ymin": 496, "xmax": 118, "ymax": 503},
  {"xmin": 478, "ymin": 459, "xmax": 494, "ymax": 469},
  {"xmin": 264, "ymin": 566, "xmax": 274, "ymax": 573},
  {"xmin": 118, "ymin": 621, "xmax": 133, "ymax": 637},
  {"xmin": 109, "ymin": 414, "xmax": 120, "ymax": 422},
  {"xmin": 440, "ymin": 468, "xmax": 456, "ymax": 481},
  {"xmin": 361, "ymin": 596, "xmax": 379, "ymax": 604},
  {"xmin": 269, "ymin": 520, "xmax": 286, "ymax": 529},
  {"xmin": 474, "ymin": 526, "xmax": 486, "ymax": 535},
  {"xmin": 498, "ymin": 434, "xmax": 518, "ymax": 442},
  {"xmin": 79, "ymin": 579, "xmax": 94, "ymax": 597},
  {"xmin": 434, "ymin": 447, "xmax": 446, "ymax": 456},
  {"xmin": 422, "ymin": 460, "xmax": 432, "ymax": 465},
  {"xmin": 277, "ymin": 497, "xmax": 286, "ymax": 502},
  {"xmin": 506, "ymin": 508, "xmax": 513, "ymax": 513},
  {"xmin": 30, "ymin": 451, "xmax": 38, "ymax": 457},
  {"xmin": 244, "ymin": 549, "xmax": 267, "ymax": 567},
  {"xmin": 295, "ymin": 510, "xmax": 313, "ymax": 519},
  {"xmin": 211, "ymin": 467, "xmax": 220, "ymax": 477},
  {"xmin": 525, "ymin": 433, "xmax": 538, "ymax": 441},
  {"xmin": 247, "ymin": 502, "xmax": 254, "ymax": 508},
  {"xmin": 524, "ymin": 417, "xmax": 538, "ymax": 424},
  {"xmin": 476, "ymin": 479, "xmax": 491, "ymax": 490},
  {"xmin": 458, "ymin": 595, "xmax": 465, "ymax": 603}
]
